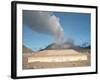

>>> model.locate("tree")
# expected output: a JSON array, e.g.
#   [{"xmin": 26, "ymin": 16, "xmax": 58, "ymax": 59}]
[{"xmin": 81, "ymin": 42, "xmax": 90, "ymax": 48}]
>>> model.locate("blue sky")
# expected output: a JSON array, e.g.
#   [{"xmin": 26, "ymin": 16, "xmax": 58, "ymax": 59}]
[{"xmin": 23, "ymin": 11, "xmax": 90, "ymax": 51}]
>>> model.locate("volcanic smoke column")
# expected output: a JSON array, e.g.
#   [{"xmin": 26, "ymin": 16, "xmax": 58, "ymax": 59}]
[{"xmin": 23, "ymin": 11, "xmax": 64, "ymax": 45}]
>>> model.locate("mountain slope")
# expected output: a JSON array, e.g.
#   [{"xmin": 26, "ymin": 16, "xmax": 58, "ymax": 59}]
[
  {"xmin": 40, "ymin": 43, "xmax": 74, "ymax": 51},
  {"xmin": 23, "ymin": 45, "xmax": 33, "ymax": 53},
  {"xmin": 40, "ymin": 42, "xmax": 90, "ymax": 53}
]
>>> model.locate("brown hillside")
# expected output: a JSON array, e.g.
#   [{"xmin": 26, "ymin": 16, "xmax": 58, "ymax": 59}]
[{"xmin": 23, "ymin": 45, "xmax": 33, "ymax": 53}]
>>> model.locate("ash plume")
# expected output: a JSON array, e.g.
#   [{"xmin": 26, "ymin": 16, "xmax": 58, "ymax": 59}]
[{"xmin": 23, "ymin": 10, "xmax": 64, "ymax": 45}]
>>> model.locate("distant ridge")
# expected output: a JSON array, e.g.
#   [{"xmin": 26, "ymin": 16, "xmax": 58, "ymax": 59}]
[
  {"xmin": 23, "ymin": 45, "xmax": 33, "ymax": 53},
  {"xmin": 40, "ymin": 42, "xmax": 90, "ymax": 53},
  {"xmin": 40, "ymin": 42, "xmax": 76, "ymax": 50}
]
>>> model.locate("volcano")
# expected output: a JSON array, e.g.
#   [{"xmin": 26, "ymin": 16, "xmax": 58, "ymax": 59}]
[{"xmin": 40, "ymin": 42, "xmax": 78, "ymax": 51}]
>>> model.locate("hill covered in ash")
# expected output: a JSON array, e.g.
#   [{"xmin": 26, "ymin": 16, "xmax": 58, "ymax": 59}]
[
  {"xmin": 40, "ymin": 42, "xmax": 90, "ymax": 53},
  {"xmin": 23, "ymin": 45, "xmax": 34, "ymax": 53}
]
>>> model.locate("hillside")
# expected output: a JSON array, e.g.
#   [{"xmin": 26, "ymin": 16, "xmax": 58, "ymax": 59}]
[
  {"xmin": 40, "ymin": 43, "xmax": 90, "ymax": 53},
  {"xmin": 23, "ymin": 45, "xmax": 33, "ymax": 53}
]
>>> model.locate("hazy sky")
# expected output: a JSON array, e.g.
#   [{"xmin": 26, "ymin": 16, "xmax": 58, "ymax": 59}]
[{"xmin": 23, "ymin": 11, "xmax": 90, "ymax": 51}]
